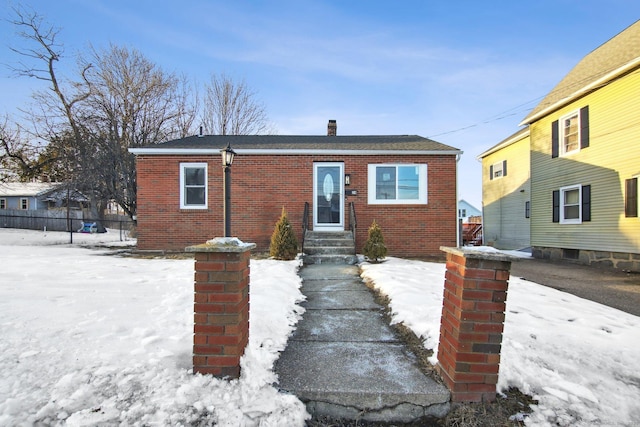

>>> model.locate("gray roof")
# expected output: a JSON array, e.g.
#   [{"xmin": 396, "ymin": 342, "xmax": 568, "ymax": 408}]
[
  {"xmin": 132, "ymin": 134, "xmax": 461, "ymax": 154},
  {"xmin": 522, "ymin": 19, "xmax": 640, "ymax": 124},
  {"xmin": 0, "ymin": 182, "xmax": 57, "ymax": 197}
]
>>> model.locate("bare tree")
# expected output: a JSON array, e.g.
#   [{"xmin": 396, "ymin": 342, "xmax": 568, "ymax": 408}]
[
  {"xmin": 201, "ymin": 73, "xmax": 274, "ymax": 135},
  {"xmin": 0, "ymin": 117, "xmax": 31, "ymax": 181},
  {"xmin": 78, "ymin": 44, "xmax": 197, "ymax": 218},
  {"xmin": 6, "ymin": 6, "xmax": 198, "ymax": 221}
]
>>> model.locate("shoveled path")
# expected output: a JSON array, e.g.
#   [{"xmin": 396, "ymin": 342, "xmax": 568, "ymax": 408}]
[{"xmin": 274, "ymin": 264, "xmax": 450, "ymax": 423}]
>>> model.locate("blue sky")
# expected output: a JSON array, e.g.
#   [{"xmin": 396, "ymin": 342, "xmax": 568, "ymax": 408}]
[{"xmin": 2, "ymin": 0, "xmax": 640, "ymax": 208}]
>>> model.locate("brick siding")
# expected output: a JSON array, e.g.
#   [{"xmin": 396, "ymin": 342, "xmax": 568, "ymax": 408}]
[{"xmin": 136, "ymin": 154, "xmax": 457, "ymax": 257}]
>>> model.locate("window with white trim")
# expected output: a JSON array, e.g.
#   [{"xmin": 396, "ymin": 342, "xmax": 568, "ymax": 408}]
[
  {"xmin": 180, "ymin": 163, "xmax": 208, "ymax": 209},
  {"xmin": 560, "ymin": 185, "xmax": 581, "ymax": 223},
  {"xmin": 490, "ymin": 160, "xmax": 507, "ymax": 180},
  {"xmin": 20, "ymin": 198, "xmax": 28, "ymax": 210},
  {"xmin": 560, "ymin": 111, "xmax": 580, "ymax": 155},
  {"xmin": 367, "ymin": 164, "xmax": 427, "ymax": 204},
  {"xmin": 0, "ymin": 198, "xmax": 5, "ymax": 209},
  {"xmin": 552, "ymin": 106, "xmax": 589, "ymax": 158}
]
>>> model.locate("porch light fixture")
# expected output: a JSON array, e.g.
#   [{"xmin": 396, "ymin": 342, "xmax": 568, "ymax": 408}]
[
  {"xmin": 221, "ymin": 143, "xmax": 236, "ymax": 237},
  {"xmin": 221, "ymin": 143, "xmax": 236, "ymax": 167},
  {"xmin": 345, "ymin": 174, "xmax": 351, "ymax": 186}
]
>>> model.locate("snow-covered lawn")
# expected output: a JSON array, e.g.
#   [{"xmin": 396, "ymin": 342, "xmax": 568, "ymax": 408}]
[
  {"xmin": 0, "ymin": 229, "xmax": 309, "ymax": 426},
  {"xmin": 361, "ymin": 257, "xmax": 640, "ymax": 426},
  {"xmin": 1, "ymin": 228, "xmax": 639, "ymax": 426}
]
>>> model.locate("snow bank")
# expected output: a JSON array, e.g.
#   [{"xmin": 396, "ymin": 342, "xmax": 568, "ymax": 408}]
[
  {"xmin": 0, "ymin": 229, "xmax": 309, "ymax": 426},
  {"xmin": 360, "ymin": 256, "xmax": 640, "ymax": 427}
]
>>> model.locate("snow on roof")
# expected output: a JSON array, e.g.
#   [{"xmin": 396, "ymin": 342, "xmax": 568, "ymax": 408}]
[{"xmin": 0, "ymin": 182, "xmax": 58, "ymax": 197}]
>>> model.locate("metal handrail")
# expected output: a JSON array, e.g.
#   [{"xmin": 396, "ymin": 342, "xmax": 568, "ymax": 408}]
[
  {"xmin": 301, "ymin": 201, "xmax": 309, "ymax": 253},
  {"xmin": 348, "ymin": 201, "xmax": 357, "ymax": 249}
]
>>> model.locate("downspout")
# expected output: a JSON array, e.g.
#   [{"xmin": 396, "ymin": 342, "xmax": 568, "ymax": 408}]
[{"xmin": 456, "ymin": 153, "xmax": 461, "ymax": 247}]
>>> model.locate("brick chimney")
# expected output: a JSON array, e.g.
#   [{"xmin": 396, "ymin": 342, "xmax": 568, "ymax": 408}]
[{"xmin": 327, "ymin": 120, "xmax": 337, "ymax": 136}]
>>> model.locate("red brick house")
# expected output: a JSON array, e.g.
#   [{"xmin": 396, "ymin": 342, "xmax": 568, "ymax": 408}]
[{"xmin": 130, "ymin": 121, "xmax": 462, "ymax": 258}]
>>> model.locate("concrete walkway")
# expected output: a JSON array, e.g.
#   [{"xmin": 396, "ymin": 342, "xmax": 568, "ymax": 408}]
[{"xmin": 274, "ymin": 264, "xmax": 450, "ymax": 423}]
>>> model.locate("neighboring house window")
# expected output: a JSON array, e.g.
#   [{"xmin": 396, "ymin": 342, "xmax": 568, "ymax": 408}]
[
  {"xmin": 20, "ymin": 198, "xmax": 29, "ymax": 210},
  {"xmin": 551, "ymin": 106, "xmax": 590, "ymax": 158},
  {"xmin": 552, "ymin": 184, "xmax": 591, "ymax": 224},
  {"xmin": 459, "ymin": 209, "xmax": 466, "ymax": 218},
  {"xmin": 180, "ymin": 163, "xmax": 208, "ymax": 209},
  {"xmin": 625, "ymin": 177, "xmax": 638, "ymax": 218},
  {"xmin": 525, "ymin": 201, "xmax": 530, "ymax": 219},
  {"xmin": 0, "ymin": 198, "xmax": 5, "ymax": 209},
  {"xmin": 489, "ymin": 160, "xmax": 507, "ymax": 180},
  {"xmin": 367, "ymin": 164, "xmax": 427, "ymax": 204}
]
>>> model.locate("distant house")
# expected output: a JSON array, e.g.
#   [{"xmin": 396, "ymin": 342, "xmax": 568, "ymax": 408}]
[
  {"xmin": 130, "ymin": 121, "xmax": 463, "ymax": 258},
  {"xmin": 458, "ymin": 199, "xmax": 481, "ymax": 223},
  {"xmin": 477, "ymin": 128, "xmax": 531, "ymax": 250},
  {"xmin": 0, "ymin": 182, "xmax": 88, "ymax": 211},
  {"xmin": 482, "ymin": 20, "xmax": 640, "ymax": 270}
]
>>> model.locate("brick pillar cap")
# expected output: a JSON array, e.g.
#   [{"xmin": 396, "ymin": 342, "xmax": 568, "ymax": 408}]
[
  {"xmin": 440, "ymin": 246, "xmax": 519, "ymax": 263},
  {"xmin": 186, "ymin": 237, "xmax": 256, "ymax": 253}
]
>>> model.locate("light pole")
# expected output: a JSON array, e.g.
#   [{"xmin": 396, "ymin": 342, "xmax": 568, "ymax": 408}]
[{"xmin": 221, "ymin": 143, "xmax": 236, "ymax": 237}]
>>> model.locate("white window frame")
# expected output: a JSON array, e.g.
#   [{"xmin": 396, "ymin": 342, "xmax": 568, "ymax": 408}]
[
  {"xmin": 0, "ymin": 198, "xmax": 5, "ymax": 209},
  {"xmin": 180, "ymin": 163, "xmax": 208, "ymax": 209},
  {"xmin": 560, "ymin": 110, "xmax": 580, "ymax": 156},
  {"xmin": 560, "ymin": 184, "xmax": 581, "ymax": 224},
  {"xmin": 492, "ymin": 161, "xmax": 504, "ymax": 179},
  {"xmin": 20, "ymin": 198, "xmax": 29, "ymax": 210},
  {"xmin": 367, "ymin": 164, "xmax": 428, "ymax": 205}
]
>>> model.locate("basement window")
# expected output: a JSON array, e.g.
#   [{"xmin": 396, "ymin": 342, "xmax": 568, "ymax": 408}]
[{"xmin": 563, "ymin": 248, "xmax": 580, "ymax": 260}]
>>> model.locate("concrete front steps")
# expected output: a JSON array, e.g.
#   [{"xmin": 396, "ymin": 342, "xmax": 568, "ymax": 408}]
[
  {"xmin": 303, "ymin": 231, "xmax": 358, "ymax": 265},
  {"xmin": 275, "ymin": 264, "xmax": 450, "ymax": 423}
]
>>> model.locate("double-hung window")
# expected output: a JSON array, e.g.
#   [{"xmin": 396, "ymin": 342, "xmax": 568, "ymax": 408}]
[
  {"xmin": 180, "ymin": 163, "xmax": 208, "ymax": 209},
  {"xmin": 20, "ymin": 198, "xmax": 28, "ymax": 210},
  {"xmin": 561, "ymin": 185, "xmax": 581, "ymax": 223},
  {"xmin": 368, "ymin": 164, "xmax": 427, "ymax": 204},
  {"xmin": 552, "ymin": 106, "xmax": 589, "ymax": 158},
  {"xmin": 489, "ymin": 160, "xmax": 507, "ymax": 180},
  {"xmin": 553, "ymin": 184, "xmax": 591, "ymax": 224},
  {"xmin": 0, "ymin": 198, "xmax": 5, "ymax": 209},
  {"xmin": 561, "ymin": 112, "xmax": 580, "ymax": 155}
]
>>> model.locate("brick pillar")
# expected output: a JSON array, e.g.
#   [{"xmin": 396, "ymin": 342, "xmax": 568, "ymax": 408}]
[
  {"xmin": 436, "ymin": 246, "xmax": 516, "ymax": 403},
  {"xmin": 186, "ymin": 239, "xmax": 256, "ymax": 378}
]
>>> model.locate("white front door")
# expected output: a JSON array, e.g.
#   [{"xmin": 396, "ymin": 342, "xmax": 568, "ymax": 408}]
[{"xmin": 313, "ymin": 162, "xmax": 344, "ymax": 231}]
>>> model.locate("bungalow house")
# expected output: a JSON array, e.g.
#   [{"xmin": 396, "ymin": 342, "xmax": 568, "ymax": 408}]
[
  {"xmin": 0, "ymin": 182, "xmax": 55, "ymax": 210},
  {"xmin": 130, "ymin": 121, "xmax": 462, "ymax": 258},
  {"xmin": 481, "ymin": 19, "xmax": 640, "ymax": 270},
  {"xmin": 477, "ymin": 127, "xmax": 531, "ymax": 250},
  {"xmin": 0, "ymin": 182, "xmax": 88, "ymax": 211}
]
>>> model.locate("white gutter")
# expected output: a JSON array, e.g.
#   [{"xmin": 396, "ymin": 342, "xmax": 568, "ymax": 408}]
[
  {"xmin": 129, "ymin": 148, "xmax": 463, "ymax": 156},
  {"xmin": 520, "ymin": 57, "xmax": 640, "ymax": 125}
]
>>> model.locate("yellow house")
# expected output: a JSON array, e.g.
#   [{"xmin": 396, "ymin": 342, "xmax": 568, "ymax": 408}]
[
  {"xmin": 518, "ymin": 19, "xmax": 640, "ymax": 270},
  {"xmin": 478, "ymin": 128, "xmax": 530, "ymax": 250}
]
